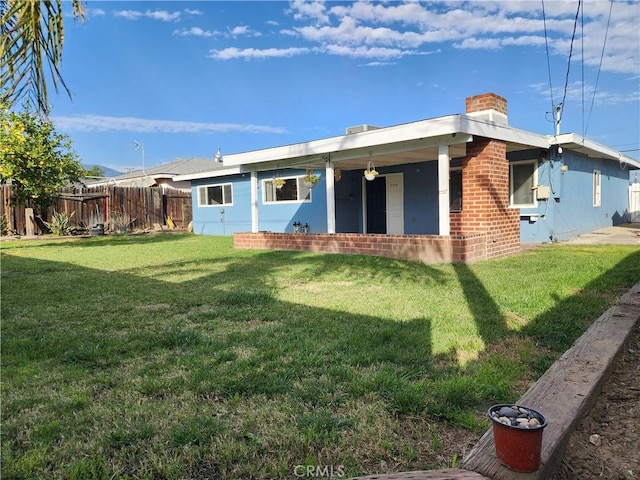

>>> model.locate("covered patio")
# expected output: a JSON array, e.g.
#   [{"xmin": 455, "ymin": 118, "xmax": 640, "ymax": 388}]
[{"xmin": 229, "ymin": 94, "xmax": 535, "ymax": 263}]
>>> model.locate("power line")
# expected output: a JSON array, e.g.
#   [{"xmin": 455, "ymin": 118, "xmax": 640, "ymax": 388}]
[
  {"xmin": 585, "ymin": 0, "xmax": 614, "ymax": 137},
  {"xmin": 581, "ymin": 3, "xmax": 585, "ymax": 136},
  {"xmin": 559, "ymin": 0, "xmax": 582, "ymax": 123},
  {"xmin": 541, "ymin": 0, "xmax": 555, "ymax": 116}
]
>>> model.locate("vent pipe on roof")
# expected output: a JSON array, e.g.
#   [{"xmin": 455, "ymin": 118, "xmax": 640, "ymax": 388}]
[{"xmin": 214, "ymin": 147, "xmax": 222, "ymax": 162}]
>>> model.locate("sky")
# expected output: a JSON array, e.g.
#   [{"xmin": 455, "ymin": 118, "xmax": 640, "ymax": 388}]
[{"xmin": 48, "ymin": 0, "xmax": 640, "ymax": 173}]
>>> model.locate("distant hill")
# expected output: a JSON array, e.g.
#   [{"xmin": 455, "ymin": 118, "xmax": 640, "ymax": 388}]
[{"xmin": 83, "ymin": 164, "xmax": 124, "ymax": 178}]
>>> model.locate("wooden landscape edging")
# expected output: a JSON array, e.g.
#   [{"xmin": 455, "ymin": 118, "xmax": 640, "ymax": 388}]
[
  {"xmin": 461, "ymin": 281, "xmax": 640, "ymax": 479},
  {"xmin": 346, "ymin": 282, "xmax": 640, "ymax": 480},
  {"xmin": 346, "ymin": 468, "xmax": 489, "ymax": 479}
]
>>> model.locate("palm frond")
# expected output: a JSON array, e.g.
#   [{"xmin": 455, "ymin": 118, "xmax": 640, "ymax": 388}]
[{"xmin": 0, "ymin": 0, "xmax": 84, "ymax": 114}]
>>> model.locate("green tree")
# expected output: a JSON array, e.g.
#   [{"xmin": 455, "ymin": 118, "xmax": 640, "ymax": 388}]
[
  {"xmin": 0, "ymin": 106, "xmax": 84, "ymax": 216},
  {"xmin": 1, "ymin": 0, "xmax": 85, "ymax": 115},
  {"xmin": 85, "ymin": 164, "xmax": 105, "ymax": 178}
]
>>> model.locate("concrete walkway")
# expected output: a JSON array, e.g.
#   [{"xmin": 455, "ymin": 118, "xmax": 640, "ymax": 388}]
[{"xmin": 561, "ymin": 223, "xmax": 640, "ymax": 245}]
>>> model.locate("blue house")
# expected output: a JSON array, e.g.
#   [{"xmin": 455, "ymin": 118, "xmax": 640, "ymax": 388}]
[{"xmin": 176, "ymin": 93, "xmax": 639, "ymax": 263}]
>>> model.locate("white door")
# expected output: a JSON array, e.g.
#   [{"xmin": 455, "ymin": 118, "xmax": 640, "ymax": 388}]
[{"xmin": 386, "ymin": 173, "xmax": 404, "ymax": 234}]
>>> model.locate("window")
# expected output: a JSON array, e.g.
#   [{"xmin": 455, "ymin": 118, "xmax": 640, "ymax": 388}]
[
  {"xmin": 450, "ymin": 169, "xmax": 462, "ymax": 211},
  {"xmin": 510, "ymin": 160, "xmax": 537, "ymax": 207},
  {"xmin": 198, "ymin": 184, "xmax": 233, "ymax": 206},
  {"xmin": 263, "ymin": 177, "xmax": 312, "ymax": 203},
  {"xmin": 593, "ymin": 170, "xmax": 601, "ymax": 207}
]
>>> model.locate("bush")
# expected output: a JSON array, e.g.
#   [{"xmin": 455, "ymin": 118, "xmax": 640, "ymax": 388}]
[{"xmin": 44, "ymin": 211, "xmax": 75, "ymax": 236}]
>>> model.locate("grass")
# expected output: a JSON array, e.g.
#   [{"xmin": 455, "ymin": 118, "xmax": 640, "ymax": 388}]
[{"xmin": 1, "ymin": 233, "xmax": 638, "ymax": 479}]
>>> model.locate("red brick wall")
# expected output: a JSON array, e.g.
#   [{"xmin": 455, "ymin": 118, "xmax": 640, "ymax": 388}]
[
  {"xmin": 234, "ymin": 232, "xmax": 494, "ymax": 264},
  {"xmin": 454, "ymin": 135, "xmax": 520, "ymax": 260},
  {"xmin": 465, "ymin": 92, "xmax": 507, "ymax": 115}
]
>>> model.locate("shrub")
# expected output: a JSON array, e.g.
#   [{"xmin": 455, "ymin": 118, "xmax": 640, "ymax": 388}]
[{"xmin": 44, "ymin": 211, "xmax": 75, "ymax": 236}]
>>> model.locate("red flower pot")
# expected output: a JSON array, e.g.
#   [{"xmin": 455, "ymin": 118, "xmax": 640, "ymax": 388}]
[{"xmin": 488, "ymin": 404, "xmax": 548, "ymax": 473}]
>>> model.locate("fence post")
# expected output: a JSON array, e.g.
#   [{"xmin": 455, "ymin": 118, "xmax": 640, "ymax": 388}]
[{"xmin": 25, "ymin": 208, "xmax": 35, "ymax": 236}]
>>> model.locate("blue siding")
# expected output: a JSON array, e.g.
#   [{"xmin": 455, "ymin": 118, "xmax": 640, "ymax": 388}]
[
  {"xmin": 191, "ymin": 173, "xmax": 253, "ymax": 235},
  {"xmin": 191, "ymin": 169, "xmax": 328, "ymax": 235},
  {"xmin": 191, "ymin": 152, "xmax": 631, "ymax": 243},
  {"xmin": 518, "ymin": 150, "xmax": 632, "ymax": 243},
  {"xmin": 259, "ymin": 170, "xmax": 327, "ymax": 233}
]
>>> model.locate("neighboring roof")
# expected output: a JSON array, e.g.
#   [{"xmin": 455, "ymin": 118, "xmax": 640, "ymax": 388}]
[
  {"xmin": 87, "ymin": 157, "xmax": 232, "ymax": 187},
  {"xmin": 117, "ymin": 157, "xmax": 227, "ymax": 180}
]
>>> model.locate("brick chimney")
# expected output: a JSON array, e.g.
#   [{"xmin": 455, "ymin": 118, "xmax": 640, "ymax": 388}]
[
  {"xmin": 465, "ymin": 93, "xmax": 508, "ymax": 125},
  {"xmin": 451, "ymin": 92, "xmax": 520, "ymax": 261}
]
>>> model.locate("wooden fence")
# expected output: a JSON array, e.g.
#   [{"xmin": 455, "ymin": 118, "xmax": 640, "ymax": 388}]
[{"xmin": 0, "ymin": 185, "xmax": 192, "ymax": 235}]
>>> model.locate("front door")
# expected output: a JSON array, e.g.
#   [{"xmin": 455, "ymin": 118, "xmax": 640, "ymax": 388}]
[{"xmin": 364, "ymin": 173, "xmax": 404, "ymax": 234}]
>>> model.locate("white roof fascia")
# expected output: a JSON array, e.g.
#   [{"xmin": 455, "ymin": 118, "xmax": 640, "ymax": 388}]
[
  {"xmin": 174, "ymin": 167, "xmax": 243, "ymax": 181},
  {"xmin": 222, "ymin": 115, "xmax": 464, "ymax": 167},
  {"xmin": 460, "ymin": 115, "xmax": 549, "ymax": 149},
  {"xmin": 553, "ymin": 133, "xmax": 640, "ymax": 169},
  {"xmin": 329, "ymin": 133, "xmax": 473, "ymax": 163}
]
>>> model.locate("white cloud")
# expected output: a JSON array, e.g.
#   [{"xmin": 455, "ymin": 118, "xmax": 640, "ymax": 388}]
[
  {"xmin": 52, "ymin": 115, "xmax": 287, "ymax": 135},
  {"xmin": 529, "ymin": 81, "xmax": 640, "ymax": 105},
  {"xmin": 114, "ymin": 10, "xmax": 142, "ymax": 20},
  {"xmin": 87, "ymin": 8, "xmax": 105, "ymax": 18},
  {"xmin": 197, "ymin": 1, "xmax": 637, "ymax": 74},
  {"xmin": 173, "ymin": 27, "xmax": 219, "ymax": 38},
  {"xmin": 288, "ymin": 0, "xmax": 330, "ymax": 24},
  {"xmin": 146, "ymin": 10, "xmax": 181, "ymax": 22},
  {"xmin": 360, "ymin": 61, "xmax": 397, "ymax": 67},
  {"xmin": 231, "ymin": 25, "xmax": 251, "ymax": 35},
  {"xmin": 324, "ymin": 44, "xmax": 418, "ymax": 59},
  {"xmin": 115, "ymin": 9, "xmax": 182, "ymax": 22},
  {"xmin": 208, "ymin": 47, "xmax": 310, "ymax": 60},
  {"xmin": 280, "ymin": 1, "xmax": 639, "ymax": 74}
]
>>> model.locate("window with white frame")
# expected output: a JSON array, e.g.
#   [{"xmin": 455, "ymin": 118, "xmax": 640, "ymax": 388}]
[
  {"xmin": 198, "ymin": 183, "xmax": 233, "ymax": 206},
  {"xmin": 263, "ymin": 177, "xmax": 312, "ymax": 203},
  {"xmin": 510, "ymin": 160, "xmax": 537, "ymax": 207},
  {"xmin": 593, "ymin": 169, "xmax": 601, "ymax": 207}
]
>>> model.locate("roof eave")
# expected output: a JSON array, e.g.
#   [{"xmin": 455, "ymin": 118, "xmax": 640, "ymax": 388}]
[
  {"xmin": 553, "ymin": 133, "xmax": 640, "ymax": 169},
  {"xmin": 222, "ymin": 114, "xmax": 466, "ymax": 168}
]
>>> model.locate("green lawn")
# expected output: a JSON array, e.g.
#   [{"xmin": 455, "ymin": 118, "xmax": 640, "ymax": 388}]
[{"xmin": 1, "ymin": 233, "xmax": 638, "ymax": 479}]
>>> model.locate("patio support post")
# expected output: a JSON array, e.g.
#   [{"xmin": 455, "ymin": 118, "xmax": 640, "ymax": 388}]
[
  {"xmin": 251, "ymin": 170, "xmax": 258, "ymax": 233},
  {"xmin": 438, "ymin": 144, "xmax": 451, "ymax": 236},
  {"xmin": 325, "ymin": 156, "xmax": 336, "ymax": 234}
]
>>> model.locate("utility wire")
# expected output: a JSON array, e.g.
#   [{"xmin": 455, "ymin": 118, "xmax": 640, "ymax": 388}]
[
  {"xmin": 542, "ymin": 0, "xmax": 555, "ymax": 116},
  {"xmin": 559, "ymin": 0, "xmax": 582, "ymax": 123},
  {"xmin": 581, "ymin": 3, "xmax": 585, "ymax": 136},
  {"xmin": 585, "ymin": 0, "xmax": 614, "ymax": 136}
]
